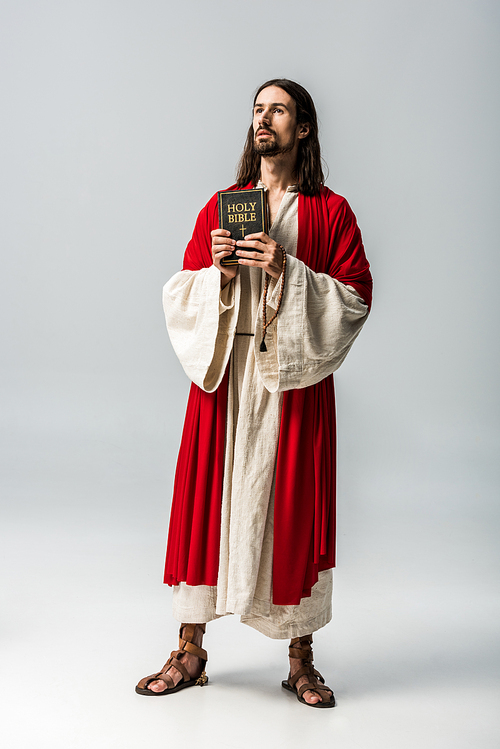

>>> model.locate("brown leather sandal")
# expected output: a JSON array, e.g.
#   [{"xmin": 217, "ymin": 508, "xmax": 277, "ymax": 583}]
[
  {"xmin": 281, "ymin": 634, "xmax": 336, "ymax": 708},
  {"xmin": 135, "ymin": 623, "xmax": 208, "ymax": 696}
]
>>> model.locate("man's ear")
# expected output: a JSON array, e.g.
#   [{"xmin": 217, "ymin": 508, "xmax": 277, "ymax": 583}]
[{"xmin": 298, "ymin": 122, "xmax": 310, "ymax": 139}]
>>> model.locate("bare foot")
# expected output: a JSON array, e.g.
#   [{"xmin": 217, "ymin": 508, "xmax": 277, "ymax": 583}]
[
  {"xmin": 288, "ymin": 636, "xmax": 333, "ymax": 705},
  {"xmin": 147, "ymin": 623, "xmax": 205, "ymax": 693}
]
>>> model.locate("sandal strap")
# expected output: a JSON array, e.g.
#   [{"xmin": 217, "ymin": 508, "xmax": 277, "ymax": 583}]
[
  {"xmin": 313, "ymin": 668, "xmax": 325, "ymax": 683},
  {"xmin": 288, "ymin": 663, "xmax": 326, "ymax": 687},
  {"xmin": 288, "ymin": 664, "xmax": 313, "ymax": 688},
  {"xmin": 152, "ymin": 671, "xmax": 176, "ymax": 690},
  {"xmin": 180, "ymin": 623, "xmax": 206, "ymax": 640},
  {"xmin": 140, "ymin": 651, "xmax": 192, "ymax": 686},
  {"xmin": 137, "ymin": 661, "xmax": 179, "ymax": 691},
  {"xmin": 288, "ymin": 646, "xmax": 313, "ymax": 660},
  {"xmin": 288, "ymin": 634, "xmax": 313, "ymax": 661},
  {"xmin": 179, "ymin": 639, "xmax": 208, "ymax": 661},
  {"xmin": 167, "ymin": 655, "xmax": 191, "ymax": 683},
  {"xmin": 178, "ymin": 624, "xmax": 208, "ymax": 663},
  {"xmin": 136, "ymin": 673, "xmax": 160, "ymax": 690},
  {"xmin": 297, "ymin": 681, "xmax": 333, "ymax": 700}
]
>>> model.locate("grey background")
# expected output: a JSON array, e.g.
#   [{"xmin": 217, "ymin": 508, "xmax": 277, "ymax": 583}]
[{"xmin": 1, "ymin": 1, "xmax": 499, "ymax": 747}]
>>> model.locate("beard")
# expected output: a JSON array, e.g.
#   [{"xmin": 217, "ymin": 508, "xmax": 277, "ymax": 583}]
[{"xmin": 253, "ymin": 132, "xmax": 295, "ymax": 157}]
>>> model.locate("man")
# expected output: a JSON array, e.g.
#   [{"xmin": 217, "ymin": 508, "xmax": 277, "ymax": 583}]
[{"xmin": 136, "ymin": 79, "xmax": 372, "ymax": 707}]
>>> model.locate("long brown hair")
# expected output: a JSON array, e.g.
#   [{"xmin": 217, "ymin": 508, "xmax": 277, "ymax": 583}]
[{"xmin": 236, "ymin": 78, "xmax": 325, "ymax": 196}]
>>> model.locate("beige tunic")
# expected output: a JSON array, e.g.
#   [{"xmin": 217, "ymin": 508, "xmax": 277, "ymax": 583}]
[{"xmin": 163, "ymin": 185, "xmax": 369, "ymax": 638}]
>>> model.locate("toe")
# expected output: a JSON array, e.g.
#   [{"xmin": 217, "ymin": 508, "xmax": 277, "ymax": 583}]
[
  {"xmin": 303, "ymin": 689, "xmax": 321, "ymax": 704},
  {"xmin": 148, "ymin": 680, "xmax": 165, "ymax": 693}
]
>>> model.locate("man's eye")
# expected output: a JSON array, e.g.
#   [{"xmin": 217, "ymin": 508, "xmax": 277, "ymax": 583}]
[{"xmin": 274, "ymin": 108, "xmax": 283, "ymax": 114}]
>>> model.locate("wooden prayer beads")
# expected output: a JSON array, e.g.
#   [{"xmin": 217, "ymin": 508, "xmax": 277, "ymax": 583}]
[{"xmin": 260, "ymin": 245, "xmax": 287, "ymax": 353}]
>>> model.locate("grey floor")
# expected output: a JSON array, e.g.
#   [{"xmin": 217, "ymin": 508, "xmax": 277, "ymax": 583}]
[{"xmin": 2, "ymin": 433, "xmax": 499, "ymax": 749}]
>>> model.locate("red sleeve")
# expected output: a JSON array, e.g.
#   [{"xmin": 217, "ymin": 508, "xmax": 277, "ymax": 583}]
[
  {"xmin": 182, "ymin": 192, "xmax": 220, "ymax": 271},
  {"xmin": 326, "ymin": 192, "xmax": 373, "ymax": 308},
  {"xmin": 297, "ymin": 188, "xmax": 373, "ymax": 308}
]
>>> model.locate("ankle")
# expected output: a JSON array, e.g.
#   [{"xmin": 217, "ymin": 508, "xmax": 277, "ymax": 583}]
[{"xmin": 180, "ymin": 623, "xmax": 206, "ymax": 650}]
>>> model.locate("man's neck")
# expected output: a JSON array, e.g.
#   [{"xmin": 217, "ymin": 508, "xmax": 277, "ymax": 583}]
[{"xmin": 259, "ymin": 152, "xmax": 297, "ymax": 195}]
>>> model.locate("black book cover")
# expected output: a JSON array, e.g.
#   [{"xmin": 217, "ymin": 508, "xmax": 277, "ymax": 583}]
[{"xmin": 217, "ymin": 188, "xmax": 268, "ymax": 266}]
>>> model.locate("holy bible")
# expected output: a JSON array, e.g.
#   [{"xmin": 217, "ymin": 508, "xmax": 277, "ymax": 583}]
[{"xmin": 217, "ymin": 188, "xmax": 268, "ymax": 266}]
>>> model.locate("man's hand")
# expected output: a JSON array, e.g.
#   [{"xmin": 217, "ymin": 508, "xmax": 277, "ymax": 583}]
[
  {"xmin": 235, "ymin": 233, "xmax": 284, "ymax": 279},
  {"xmin": 211, "ymin": 229, "xmax": 238, "ymax": 287}
]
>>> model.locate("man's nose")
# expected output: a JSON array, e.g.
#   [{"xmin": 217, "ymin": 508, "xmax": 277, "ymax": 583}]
[{"xmin": 258, "ymin": 110, "xmax": 270, "ymax": 126}]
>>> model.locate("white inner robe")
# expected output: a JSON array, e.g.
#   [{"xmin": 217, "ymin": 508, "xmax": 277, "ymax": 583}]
[{"xmin": 163, "ymin": 185, "xmax": 369, "ymax": 638}]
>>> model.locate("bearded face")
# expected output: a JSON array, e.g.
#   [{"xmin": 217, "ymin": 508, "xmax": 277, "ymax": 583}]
[
  {"xmin": 251, "ymin": 86, "xmax": 307, "ymax": 160},
  {"xmin": 253, "ymin": 130, "xmax": 296, "ymax": 157}
]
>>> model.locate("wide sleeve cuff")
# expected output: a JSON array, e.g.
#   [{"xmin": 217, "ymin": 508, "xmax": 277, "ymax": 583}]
[
  {"xmin": 163, "ymin": 266, "xmax": 240, "ymax": 392},
  {"xmin": 254, "ymin": 255, "xmax": 369, "ymax": 393}
]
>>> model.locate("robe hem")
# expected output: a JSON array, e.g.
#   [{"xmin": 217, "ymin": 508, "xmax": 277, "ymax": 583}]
[
  {"xmin": 172, "ymin": 604, "xmax": 332, "ymax": 640},
  {"xmin": 240, "ymin": 604, "xmax": 332, "ymax": 640}
]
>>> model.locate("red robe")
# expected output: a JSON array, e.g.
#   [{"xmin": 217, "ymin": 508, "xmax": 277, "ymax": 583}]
[{"xmin": 164, "ymin": 185, "xmax": 372, "ymax": 605}]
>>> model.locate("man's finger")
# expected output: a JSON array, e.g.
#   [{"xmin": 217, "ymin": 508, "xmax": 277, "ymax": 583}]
[
  {"xmin": 236, "ymin": 250, "xmax": 264, "ymax": 260},
  {"xmin": 242, "ymin": 232, "xmax": 269, "ymax": 242},
  {"xmin": 213, "ymin": 235, "xmax": 235, "ymax": 244},
  {"xmin": 211, "ymin": 229, "xmax": 232, "ymax": 237},
  {"xmin": 236, "ymin": 240, "xmax": 264, "ymax": 251}
]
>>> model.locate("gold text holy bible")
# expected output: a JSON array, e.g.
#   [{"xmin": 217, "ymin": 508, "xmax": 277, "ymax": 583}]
[{"xmin": 217, "ymin": 188, "xmax": 268, "ymax": 266}]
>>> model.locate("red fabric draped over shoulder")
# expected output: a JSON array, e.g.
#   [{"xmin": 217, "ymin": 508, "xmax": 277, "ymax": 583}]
[{"xmin": 163, "ymin": 185, "xmax": 372, "ymax": 606}]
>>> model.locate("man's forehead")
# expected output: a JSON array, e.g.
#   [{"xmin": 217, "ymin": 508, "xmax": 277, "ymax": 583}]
[
  {"xmin": 254, "ymin": 86, "xmax": 295, "ymax": 111},
  {"xmin": 254, "ymin": 100, "xmax": 290, "ymax": 109}
]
